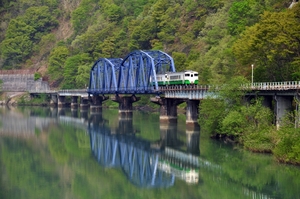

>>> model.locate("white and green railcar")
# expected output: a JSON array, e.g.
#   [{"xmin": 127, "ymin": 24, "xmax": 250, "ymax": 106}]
[{"xmin": 154, "ymin": 70, "xmax": 199, "ymax": 86}]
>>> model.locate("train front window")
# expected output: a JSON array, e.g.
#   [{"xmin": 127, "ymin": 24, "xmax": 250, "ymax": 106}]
[{"xmin": 185, "ymin": 73, "xmax": 190, "ymax": 77}]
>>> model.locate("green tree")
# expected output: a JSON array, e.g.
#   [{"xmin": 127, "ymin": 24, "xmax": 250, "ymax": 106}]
[
  {"xmin": 121, "ymin": 0, "xmax": 148, "ymax": 16},
  {"xmin": 172, "ymin": 52, "xmax": 187, "ymax": 72},
  {"xmin": 0, "ymin": 6, "xmax": 58, "ymax": 68},
  {"xmin": 273, "ymin": 127, "xmax": 300, "ymax": 164},
  {"xmin": 22, "ymin": 6, "xmax": 58, "ymax": 41},
  {"xmin": 102, "ymin": 3, "xmax": 123, "ymax": 22},
  {"xmin": 62, "ymin": 53, "xmax": 92, "ymax": 89},
  {"xmin": 199, "ymin": 76, "xmax": 249, "ymax": 135},
  {"xmin": 232, "ymin": 6, "xmax": 300, "ymax": 81},
  {"xmin": 130, "ymin": 17, "xmax": 156, "ymax": 50},
  {"xmin": 200, "ymin": 76, "xmax": 275, "ymax": 151},
  {"xmin": 228, "ymin": 0, "xmax": 253, "ymax": 36},
  {"xmin": 4, "ymin": 19, "xmax": 35, "ymax": 39},
  {"xmin": 1, "ymin": 35, "xmax": 33, "ymax": 68},
  {"xmin": 48, "ymin": 45, "xmax": 69, "ymax": 82},
  {"xmin": 71, "ymin": 0, "xmax": 98, "ymax": 34}
]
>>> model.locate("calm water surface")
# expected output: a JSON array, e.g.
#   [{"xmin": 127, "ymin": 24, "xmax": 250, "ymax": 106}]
[{"xmin": 0, "ymin": 106, "xmax": 300, "ymax": 199}]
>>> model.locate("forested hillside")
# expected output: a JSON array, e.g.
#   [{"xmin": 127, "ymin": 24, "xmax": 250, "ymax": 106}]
[{"xmin": 0, "ymin": 0, "xmax": 299, "ymax": 89}]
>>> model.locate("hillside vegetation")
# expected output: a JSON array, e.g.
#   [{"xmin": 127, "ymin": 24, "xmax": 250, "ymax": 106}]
[{"xmin": 1, "ymin": 0, "xmax": 299, "ymax": 89}]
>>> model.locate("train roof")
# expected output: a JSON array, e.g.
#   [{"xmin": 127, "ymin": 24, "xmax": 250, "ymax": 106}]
[{"xmin": 164, "ymin": 70, "xmax": 198, "ymax": 74}]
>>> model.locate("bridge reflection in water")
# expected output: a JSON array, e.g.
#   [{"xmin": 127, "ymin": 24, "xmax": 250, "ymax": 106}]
[
  {"xmin": 87, "ymin": 110, "xmax": 202, "ymax": 187},
  {"xmin": 0, "ymin": 107, "xmax": 283, "ymax": 198},
  {"xmin": 89, "ymin": 123, "xmax": 176, "ymax": 188}
]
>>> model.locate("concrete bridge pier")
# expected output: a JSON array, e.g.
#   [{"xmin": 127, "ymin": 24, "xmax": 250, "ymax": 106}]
[
  {"xmin": 111, "ymin": 95, "xmax": 141, "ymax": 113},
  {"xmin": 50, "ymin": 95, "xmax": 58, "ymax": 107},
  {"xmin": 58, "ymin": 96, "xmax": 67, "ymax": 108},
  {"xmin": 71, "ymin": 96, "xmax": 79, "ymax": 109},
  {"xmin": 80, "ymin": 97, "xmax": 90, "ymax": 111},
  {"xmin": 186, "ymin": 100, "xmax": 200, "ymax": 125},
  {"xmin": 151, "ymin": 97, "xmax": 185, "ymax": 123},
  {"xmin": 90, "ymin": 95, "xmax": 109, "ymax": 112},
  {"xmin": 274, "ymin": 95, "xmax": 293, "ymax": 128}
]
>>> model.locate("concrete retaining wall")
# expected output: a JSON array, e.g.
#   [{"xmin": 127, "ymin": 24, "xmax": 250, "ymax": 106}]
[{"xmin": 0, "ymin": 74, "xmax": 50, "ymax": 92}]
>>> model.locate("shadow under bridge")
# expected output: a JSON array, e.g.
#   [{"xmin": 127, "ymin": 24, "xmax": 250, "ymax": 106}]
[{"xmin": 87, "ymin": 50, "xmax": 175, "ymax": 95}]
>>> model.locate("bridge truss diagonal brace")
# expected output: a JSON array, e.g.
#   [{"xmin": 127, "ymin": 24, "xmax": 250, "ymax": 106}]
[
  {"xmin": 151, "ymin": 97, "xmax": 185, "ymax": 122},
  {"xmin": 111, "ymin": 95, "xmax": 141, "ymax": 112}
]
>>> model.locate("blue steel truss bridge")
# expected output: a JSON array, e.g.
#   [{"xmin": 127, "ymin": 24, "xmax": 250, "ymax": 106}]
[{"xmin": 87, "ymin": 50, "xmax": 175, "ymax": 95}]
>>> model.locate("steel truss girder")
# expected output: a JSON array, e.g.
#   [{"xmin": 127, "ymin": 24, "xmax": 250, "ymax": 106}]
[
  {"xmin": 89, "ymin": 58, "xmax": 123, "ymax": 94},
  {"xmin": 88, "ymin": 50, "xmax": 175, "ymax": 95}
]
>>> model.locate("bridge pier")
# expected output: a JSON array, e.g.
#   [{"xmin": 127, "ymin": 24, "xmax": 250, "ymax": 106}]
[
  {"xmin": 50, "ymin": 95, "xmax": 58, "ymax": 107},
  {"xmin": 80, "ymin": 97, "xmax": 90, "ymax": 111},
  {"xmin": 71, "ymin": 96, "xmax": 79, "ymax": 109},
  {"xmin": 111, "ymin": 95, "xmax": 141, "ymax": 113},
  {"xmin": 274, "ymin": 95, "xmax": 293, "ymax": 128},
  {"xmin": 151, "ymin": 97, "xmax": 185, "ymax": 122},
  {"xmin": 58, "ymin": 96, "xmax": 67, "ymax": 108},
  {"xmin": 90, "ymin": 95, "xmax": 109, "ymax": 112},
  {"xmin": 186, "ymin": 100, "xmax": 200, "ymax": 125}
]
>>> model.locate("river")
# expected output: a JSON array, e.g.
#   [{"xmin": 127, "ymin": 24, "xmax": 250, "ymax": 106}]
[{"xmin": 0, "ymin": 106, "xmax": 300, "ymax": 199}]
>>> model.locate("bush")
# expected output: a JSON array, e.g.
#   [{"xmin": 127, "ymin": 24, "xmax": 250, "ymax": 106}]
[
  {"xmin": 242, "ymin": 127, "xmax": 276, "ymax": 153},
  {"xmin": 34, "ymin": 72, "xmax": 41, "ymax": 80},
  {"xmin": 273, "ymin": 127, "xmax": 300, "ymax": 165}
]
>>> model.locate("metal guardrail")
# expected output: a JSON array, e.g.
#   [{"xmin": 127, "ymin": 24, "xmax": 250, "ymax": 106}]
[
  {"xmin": 160, "ymin": 81, "xmax": 300, "ymax": 92},
  {"xmin": 25, "ymin": 81, "xmax": 300, "ymax": 96},
  {"xmin": 58, "ymin": 89, "xmax": 87, "ymax": 93},
  {"xmin": 245, "ymin": 81, "xmax": 300, "ymax": 90}
]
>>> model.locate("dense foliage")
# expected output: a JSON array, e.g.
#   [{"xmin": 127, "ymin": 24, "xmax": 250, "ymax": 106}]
[
  {"xmin": 0, "ymin": 0, "xmax": 297, "ymax": 87},
  {"xmin": 199, "ymin": 76, "xmax": 300, "ymax": 164}
]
